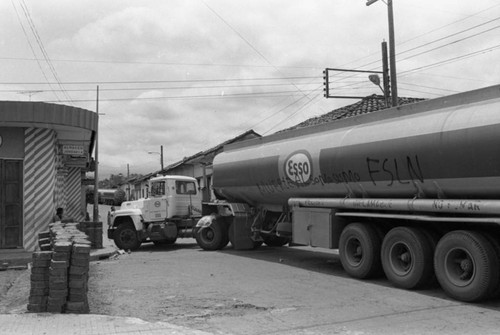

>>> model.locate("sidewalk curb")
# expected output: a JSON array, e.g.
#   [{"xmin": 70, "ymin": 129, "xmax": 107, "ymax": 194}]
[
  {"xmin": 89, "ymin": 246, "xmax": 118, "ymax": 262},
  {"xmin": 0, "ymin": 313, "xmax": 215, "ymax": 335}
]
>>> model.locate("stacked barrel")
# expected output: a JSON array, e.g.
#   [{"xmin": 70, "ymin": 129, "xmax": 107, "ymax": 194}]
[{"xmin": 27, "ymin": 222, "xmax": 92, "ymax": 314}]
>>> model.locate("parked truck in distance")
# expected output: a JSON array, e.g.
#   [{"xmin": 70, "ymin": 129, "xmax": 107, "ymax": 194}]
[
  {"xmin": 107, "ymin": 175, "xmax": 202, "ymax": 250},
  {"xmin": 194, "ymin": 84, "xmax": 500, "ymax": 303}
]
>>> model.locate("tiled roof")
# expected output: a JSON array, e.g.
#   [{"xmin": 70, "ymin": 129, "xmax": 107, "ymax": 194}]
[
  {"xmin": 282, "ymin": 95, "xmax": 425, "ymax": 132},
  {"xmin": 161, "ymin": 129, "xmax": 261, "ymax": 172}
]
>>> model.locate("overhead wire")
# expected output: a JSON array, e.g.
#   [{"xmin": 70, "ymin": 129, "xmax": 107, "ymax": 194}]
[
  {"xmin": 200, "ymin": 0, "xmax": 331, "ymax": 134},
  {"xmin": 43, "ymin": 89, "xmax": 320, "ymax": 103},
  {"xmin": 262, "ymin": 88, "xmax": 325, "ymax": 135},
  {"xmin": 0, "ymin": 56, "xmax": 324, "ymax": 70},
  {"xmin": 326, "ymin": 6, "xmax": 500, "ymax": 97},
  {"xmin": 10, "ymin": 0, "xmax": 61, "ymax": 101},
  {"xmin": 0, "ymin": 75, "xmax": 318, "ymax": 86},
  {"xmin": 17, "ymin": 0, "xmax": 72, "ymax": 102}
]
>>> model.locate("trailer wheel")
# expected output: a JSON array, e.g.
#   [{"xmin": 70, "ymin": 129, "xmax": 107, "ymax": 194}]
[
  {"xmin": 339, "ymin": 223, "xmax": 382, "ymax": 279},
  {"xmin": 481, "ymin": 233, "xmax": 500, "ymax": 298},
  {"xmin": 196, "ymin": 219, "xmax": 229, "ymax": 251},
  {"xmin": 114, "ymin": 223, "xmax": 141, "ymax": 250},
  {"xmin": 434, "ymin": 230, "xmax": 499, "ymax": 302},
  {"xmin": 381, "ymin": 227, "xmax": 434, "ymax": 289}
]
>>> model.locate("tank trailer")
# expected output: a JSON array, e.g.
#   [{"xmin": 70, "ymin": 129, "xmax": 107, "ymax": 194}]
[{"xmin": 195, "ymin": 84, "xmax": 500, "ymax": 303}]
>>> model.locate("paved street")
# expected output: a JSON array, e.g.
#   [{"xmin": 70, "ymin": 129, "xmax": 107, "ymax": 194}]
[
  {"xmin": 89, "ymin": 235, "xmax": 500, "ymax": 335},
  {"xmin": 2, "ymin": 204, "xmax": 500, "ymax": 334}
]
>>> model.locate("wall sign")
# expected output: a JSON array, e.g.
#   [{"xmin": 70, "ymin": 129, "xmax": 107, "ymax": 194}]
[{"xmin": 62, "ymin": 144, "xmax": 84, "ymax": 155}]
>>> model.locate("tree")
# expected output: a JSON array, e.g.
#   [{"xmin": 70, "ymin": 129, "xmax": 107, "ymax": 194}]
[{"xmin": 114, "ymin": 189, "xmax": 126, "ymax": 206}]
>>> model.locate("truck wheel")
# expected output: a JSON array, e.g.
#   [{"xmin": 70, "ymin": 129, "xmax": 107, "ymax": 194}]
[
  {"xmin": 196, "ymin": 219, "xmax": 229, "ymax": 251},
  {"xmin": 381, "ymin": 227, "xmax": 434, "ymax": 289},
  {"xmin": 481, "ymin": 233, "xmax": 500, "ymax": 298},
  {"xmin": 262, "ymin": 235, "xmax": 290, "ymax": 247},
  {"xmin": 339, "ymin": 222, "xmax": 382, "ymax": 279},
  {"xmin": 434, "ymin": 230, "xmax": 499, "ymax": 302},
  {"xmin": 114, "ymin": 223, "xmax": 141, "ymax": 250}
]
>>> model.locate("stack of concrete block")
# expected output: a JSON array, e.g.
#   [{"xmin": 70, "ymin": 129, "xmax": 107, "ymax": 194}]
[
  {"xmin": 38, "ymin": 232, "xmax": 52, "ymax": 251},
  {"xmin": 47, "ymin": 241, "xmax": 72, "ymax": 313},
  {"xmin": 66, "ymin": 243, "xmax": 91, "ymax": 314},
  {"xmin": 28, "ymin": 221, "xmax": 93, "ymax": 314},
  {"xmin": 27, "ymin": 251, "xmax": 52, "ymax": 312}
]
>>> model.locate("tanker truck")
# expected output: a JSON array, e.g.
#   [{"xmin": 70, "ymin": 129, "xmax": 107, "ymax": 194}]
[{"xmin": 195, "ymin": 84, "xmax": 500, "ymax": 303}]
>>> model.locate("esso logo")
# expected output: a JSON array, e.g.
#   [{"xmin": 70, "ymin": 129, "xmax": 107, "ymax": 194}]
[
  {"xmin": 285, "ymin": 151, "xmax": 312, "ymax": 185},
  {"xmin": 154, "ymin": 201, "xmax": 161, "ymax": 207}
]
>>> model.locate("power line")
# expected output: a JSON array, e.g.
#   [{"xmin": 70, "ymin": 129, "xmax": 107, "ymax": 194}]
[
  {"xmin": 0, "ymin": 56, "xmax": 324, "ymax": 70},
  {"xmin": 10, "ymin": 0, "xmax": 61, "ymax": 101},
  {"xmin": 0, "ymin": 76, "xmax": 318, "ymax": 86},
  {"xmin": 397, "ymin": 16, "xmax": 500, "ymax": 58},
  {"xmin": 400, "ymin": 43, "xmax": 500, "ymax": 75},
  {"xmin": 0, "ymin": 82, "xmax": 322, "ymax": 93},
  {"xmin": 331, "ymin": 8, "xmax": 500, "ymax": 92},
  {"xmin": 398, "ymin": 22, "xmax": 500, "ymax": 63},
  {"xmin": 201, "ymin": 0, "xmax": 315, "ymax": 105},
  {"xmin": 17, "ymin": 0, "xmax": 72, "ymax": 102},
  {"xmin": 42, "ymin": 89, "xmax": 319, "ymax": 103},
  {"xmin": 262, "ymin": 89, "xmax": 324, "ymax": 135}
]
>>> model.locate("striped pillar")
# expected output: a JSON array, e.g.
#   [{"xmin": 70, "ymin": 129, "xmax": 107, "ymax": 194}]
[
  {"xmin": 65, "ymin": 167, "xmax": 84, "ymax": 222},
  {"xmin": 24, "ymin": 128, "xmax": 57, "ymax": 251},
  {"xmin": 54, "ymin": 169, "xmax": 67, "ymax": 209},
  {"xmin": 54, "ymin": 153, "xmax": 66, "ymax": 209}
]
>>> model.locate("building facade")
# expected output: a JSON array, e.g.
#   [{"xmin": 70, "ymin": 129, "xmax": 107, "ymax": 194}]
[{"xmin": 0, "ymin": 101, "xmax": 97, "ymax": 251}]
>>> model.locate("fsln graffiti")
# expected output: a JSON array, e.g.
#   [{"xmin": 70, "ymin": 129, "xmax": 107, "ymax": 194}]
[{"xmin": 367, "ymin": 155, "xmax": 424, "ymax": 186}]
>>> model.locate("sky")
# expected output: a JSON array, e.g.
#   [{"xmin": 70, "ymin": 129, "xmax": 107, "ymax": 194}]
[{"xmin": 1, "ymin": 0, "xmax": 500, "ymax": 177}]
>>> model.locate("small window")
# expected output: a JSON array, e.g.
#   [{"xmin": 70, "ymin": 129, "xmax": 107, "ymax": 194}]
[
  {"xmin": 175, "ymin": 180, "xmax": 197, "ymax": 195},
  {"xmin": 150, "ymin": 181, "xmax": 166, "ymax": 196}
]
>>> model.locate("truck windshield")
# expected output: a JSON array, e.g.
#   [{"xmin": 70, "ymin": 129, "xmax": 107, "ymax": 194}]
[
  {"xmin": 175, "ymin": 181, "xmax": 197, "ymax": 195},
  {"xmin": 150, "ymin": 181, "xmax": 165, "ymax": 196}
]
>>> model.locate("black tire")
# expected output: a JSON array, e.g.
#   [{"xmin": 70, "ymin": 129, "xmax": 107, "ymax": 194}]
[
  {"xmin": 381, "ymin": 227, "xmax": 434, "ymax": 289},
  {"xmin": 434, "ymin": 230, "xmax": 499, "ymax": 302},
  {"xmin": 262, "ymin": 235, "xmax": 290, "ymax": 247},
  {"xmin": 195, "ymin": 218, "xmax": 229, "ymax": 251},
  {"xmin": 114, "ymin": 223, "xmax": 141, "ymax": 250},
  {"xmin": 339, "ymin": 222, "xmax": 382, "ymax": 279},
  {"xmin": 481, "ymin": 232, "xmax": 500, "ymax": 298}
]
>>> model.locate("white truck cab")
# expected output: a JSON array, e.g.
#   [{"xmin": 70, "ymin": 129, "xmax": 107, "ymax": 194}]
[{"xmin": 108, "ymin": 175, "xmax": 202, "ymax": 250}]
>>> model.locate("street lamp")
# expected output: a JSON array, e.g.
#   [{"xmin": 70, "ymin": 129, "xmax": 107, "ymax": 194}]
[
  {"xmin": 366, "ymin": 0, "xmax": 398, "ymax": 106},
  {"xmin": 148, "ymin": 145, "xmax": 164, "ymax": 171}
]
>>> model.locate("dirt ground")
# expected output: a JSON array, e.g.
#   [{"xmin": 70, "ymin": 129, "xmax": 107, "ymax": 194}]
[
  {"xmin": 0, "ymin": 268, "xmax": 30, "ymax": 314},
  {"xmin": 2, "ymin": 240, "xmax": 500, "ymax": 334},
  {"xmin": 3, "ymin": 204, "xmax": 500, "ymax": 335}
]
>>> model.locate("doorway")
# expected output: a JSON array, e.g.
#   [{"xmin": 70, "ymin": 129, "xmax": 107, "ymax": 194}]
[{"xmin": 0, "ymin": 160, "xmax": 23, "ymax": 248}]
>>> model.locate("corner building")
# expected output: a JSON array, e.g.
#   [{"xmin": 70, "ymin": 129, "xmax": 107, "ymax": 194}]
[{"xmin": 0, "ymin": 101, "xmax": 97, "ymax": 251}]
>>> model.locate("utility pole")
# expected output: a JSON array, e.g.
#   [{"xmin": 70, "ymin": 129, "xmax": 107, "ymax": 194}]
[
  {"xmin": 160, "ymin": 145, "xmax": 164, "ymax": 171},
  {"xmin": 148, "ymin": 146, "xmax": 164, "ymax": 171},
  {"xmin": 93, "ymin": 86, "xmax": 99, "ymax": 222},
  {"xmin": 366, "ymin": 0, "xmax": 398, "ymax": 106},
  {"xmin": 382, "ymin": 41, "xmax": 390, "ymax": 107}
]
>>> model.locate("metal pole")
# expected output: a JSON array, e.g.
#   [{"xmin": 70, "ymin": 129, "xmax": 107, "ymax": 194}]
[
  {"xmin": 160, "ymin": 145, "xmax": 164, "ymax": 171},
  {"xmin": 381, "ymin": 41, "xmax": 390, "ymax": 107},
  {"xmin": 93, "ymin": 86, "xmax": 99, "ymax": 222},
  {"xmin": 387, "ymin": 0, "xmax": 398, "ymax": 106}
]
